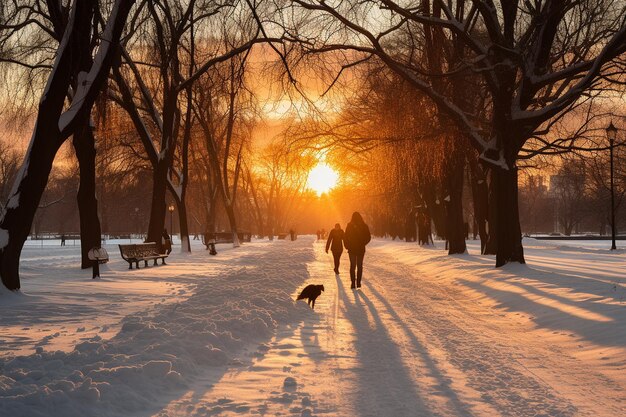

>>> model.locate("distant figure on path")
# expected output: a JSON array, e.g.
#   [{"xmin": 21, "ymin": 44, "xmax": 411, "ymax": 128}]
[
  {"xmin": 325, "ymin": 223, "xmax": 345, "ymax": 274},
  {"xmin": 162, "ymin": 229, "xmax": 172, "ymax": 255},
  {"xmin": 343, "ymin": 212, "xmax": 371, "ymax": 289},
  {"xmin": 60, "ymin": 234, "xmax": 66, "ymax": 246}
]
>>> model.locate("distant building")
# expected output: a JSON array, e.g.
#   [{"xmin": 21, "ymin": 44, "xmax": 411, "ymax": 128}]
[
  {"xmin": 528, "ymin": 175, "xmax": 548, "ymax": 194},
  {"xmin": 548, "ymin": 174, "xmax": 565, "ymax": 196}
]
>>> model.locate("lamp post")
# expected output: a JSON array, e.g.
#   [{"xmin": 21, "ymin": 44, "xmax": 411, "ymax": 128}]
[
  {"xmin": 168, "ymin": 204, "xmax": 175, "ymax": 242},
  {"xmin": 606, "ymin": 122, "xmax": 618, "ymax": 250},
  {"xmin": 134, "ymin": 207, "xmax": 139, "ymax": 238}
]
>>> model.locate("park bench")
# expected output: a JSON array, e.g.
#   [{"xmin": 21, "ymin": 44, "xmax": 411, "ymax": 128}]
[{"xmin": 118, "ymin": 242, "xmax": 168, "ymax": 270}]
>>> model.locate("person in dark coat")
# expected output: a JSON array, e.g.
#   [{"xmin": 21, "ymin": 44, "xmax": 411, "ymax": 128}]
[
  {"xmin": 325, "ymin": 223, "xmax": 344, "ymax": 274},
  {"xmin": 162, "ymin": 228, "xmax": 172, "ymax": 255},
  {"xmin": 343, "ymin": 211, "xmax": 371, "ymax": 289}
]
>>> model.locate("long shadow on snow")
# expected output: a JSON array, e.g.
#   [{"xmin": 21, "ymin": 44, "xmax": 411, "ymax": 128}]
[
  {"xmin": 362, "ymin": 284, "xmax": 473, "ymax": 416},
  {"xmin": 335, "ymin": 275, "xmax": 436, "ymax": 417},
  {"xmin": 460, "ymin": 276, "xmax": 625, "ymax": 349},
  {"xmin": 417, "ymin": 251, "xmax": 624, "ymax": 348},
  {"xmin": 364, "ymin": 256, "xmax": 576, "ymax": 417}
]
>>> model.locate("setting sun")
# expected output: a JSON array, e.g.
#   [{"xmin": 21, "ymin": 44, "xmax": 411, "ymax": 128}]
[{"xmin": 307, "ymin": 163, "xmax": 339, "ymax": 195}]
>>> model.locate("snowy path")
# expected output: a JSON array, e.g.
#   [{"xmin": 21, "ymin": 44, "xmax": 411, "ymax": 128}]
[
  {"xmin": 157, "ymin": 239, "xmax": 625, "ymax": 417},
  {"xmin": 2, "ymin": 237, "xmax": 624, "ymax": 416}
]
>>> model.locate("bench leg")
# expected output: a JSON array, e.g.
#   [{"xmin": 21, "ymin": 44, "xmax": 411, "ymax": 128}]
[
  {"xmin": 153, "ymin": 259, "xmax": 158, "ymax": 266},
  {"xmin": 144, "ymin": 260, "xmax": 148, "ymax": 267},
  {"xmin": 128, "ymin": 263, "xmax": 133, "ymax": 270},
  {"xmin": 135, "ymin": 261, "xmax": 140, "ymax": 269},
  {"xmin": 162, "ymin": 258, "xmax": 166, "ymax": 265}
]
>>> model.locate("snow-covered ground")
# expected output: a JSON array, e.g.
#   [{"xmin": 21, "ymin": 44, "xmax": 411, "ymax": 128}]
[{"xmin": 1, "ymin": 236, "xmax": 624, "ymax": 416}]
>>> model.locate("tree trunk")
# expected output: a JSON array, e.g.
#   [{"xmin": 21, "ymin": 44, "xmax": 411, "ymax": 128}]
[
  {"xmin": 147, "ymin": 160, "xmax": 169, "ymax": 249},
  {"xmin": 416, "ymin": 209, "xmax": 432, "ymax": 245},
  {"xmin": 73, "ymin": 123, "xmax": 102, "ymax": 268},
  {"xmin": 468, "ymin": 157, "xmax": 489, "ymax": 254},
  {"xmin": 484, "ymin": 169, "xmax": 498, "ymax": 255},
  {"xmin": 445, "ymin": 151, "xmax": 467, "ymax": 254},
  {"xmin": 422, "ymin": 181, "xmax": 446, "ymax": 240},
  {"xmin": 175, "ymin": 197, "xmax": 191, "ymax": 252},
  {"xmin": 404, "ymin": 210, "xmax": 416, "ymax": 242},
  {"xmin": 493, "ymin": 166, "xmax": 525, "ymax": 266},
  {"xmin": 207, "ymin": 195, "xmax": 217, "ymax": 235},
  {"xmin": 224, "ymin": 202, "xmax": 240, "ymax": 247},
  {"xmin": 0, "ymin": 124, "xmax": 64, "ymax": 290}
]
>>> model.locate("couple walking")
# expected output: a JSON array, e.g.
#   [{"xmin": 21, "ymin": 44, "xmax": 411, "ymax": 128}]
[{"xmin": 325, "ymin": 212, "xmax": 371, "ymax": 289}]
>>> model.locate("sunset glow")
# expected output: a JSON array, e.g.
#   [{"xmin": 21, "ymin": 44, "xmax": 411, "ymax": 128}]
[{"xmin": 307, "ymin": 163, "xmax": 339, "ymax": 195}]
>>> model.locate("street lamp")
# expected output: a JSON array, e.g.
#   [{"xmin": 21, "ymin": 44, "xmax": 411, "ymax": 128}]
[
  {"xmin": 168, "ymin": 204, "xmax": 175, "ymax": 241},
  {"xmin": 134, "ymin": 207, "xmax": 139, "ymax": 241},
  {"xmin": 606, "ymin": 121, "xmax": 618, "ymax": 250}
]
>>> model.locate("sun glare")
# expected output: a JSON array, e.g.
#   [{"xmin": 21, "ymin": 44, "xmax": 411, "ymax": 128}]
[{"xmin": 307, "ymin": 163, "xmax": 339, "ymax": 195}]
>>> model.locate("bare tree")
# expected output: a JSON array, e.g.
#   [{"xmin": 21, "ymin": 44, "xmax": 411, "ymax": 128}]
[
  {"xmin": 111, "ymin": 0, "xmax": 276, "ymax": 251},
  {"xmin": 0, "ymin": 0, "xmax": 135, "ymax": 291},
  {"xmin": 281, "ymin": 0, "xmax": 626, "ymax": 266},
  {"xmin": 248, "ymin": 140, "xmax": 313, "ymax": 239},
  {"xmin": 192, "ymin": 51, "xmax": 257, "ymax": 247},
  {"xmin": 552, "ymin": 158, "xmax": 589, "ymax": 235},
  {"xmin": 0, "ymin": 0, "xmax": 109, "ymax": 269}
]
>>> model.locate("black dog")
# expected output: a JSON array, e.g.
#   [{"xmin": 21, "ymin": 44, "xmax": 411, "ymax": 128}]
[{"xmin": 296, "ymin": 284, "xmax": 324, "ymax": 309}]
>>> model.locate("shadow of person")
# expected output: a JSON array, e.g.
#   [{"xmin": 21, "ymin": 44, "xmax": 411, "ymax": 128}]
[{"xmin": 333, "ymin": 274, "xmax": 436, "ymax": 416}]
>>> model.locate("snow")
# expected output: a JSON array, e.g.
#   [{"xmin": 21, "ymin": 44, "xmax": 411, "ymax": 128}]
[
  {"xmin": 6, "ymin": 192, "xmax": 20, "ymax": 209},
  {"xmin": 1, "ymin": 236, "xmax": 624, "ymax": 416},
  {"xmin": 0, "ymin": 228, "xmax": 8, "ymax": 250}
]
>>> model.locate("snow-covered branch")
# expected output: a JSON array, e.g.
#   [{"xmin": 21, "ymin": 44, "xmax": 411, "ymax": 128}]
[{"xmin": 58, "ymin": 0, "xmax": 136, "ymax": 136}]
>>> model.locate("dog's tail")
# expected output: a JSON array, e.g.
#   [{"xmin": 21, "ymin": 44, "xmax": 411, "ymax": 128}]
[{"xmin": 296, "ymin": 292, "xmax": 306, "ymax": 300}]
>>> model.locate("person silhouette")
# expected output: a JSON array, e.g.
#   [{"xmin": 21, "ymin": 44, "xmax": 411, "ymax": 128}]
[
  {"xmin": 343, "ymin": 212, "xmax": 371, "ymax": 289},
  {"xmin": 162, "ymin": 228, "xmax": 172, "ymax": 255},
  {"xmin": 326, "ymin": 223, "xmax": 344, "ymax": 274}
]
